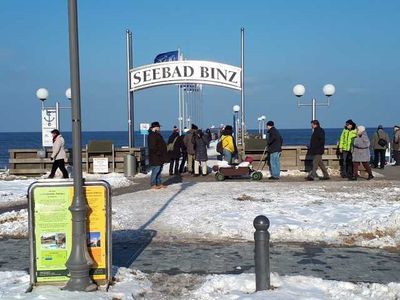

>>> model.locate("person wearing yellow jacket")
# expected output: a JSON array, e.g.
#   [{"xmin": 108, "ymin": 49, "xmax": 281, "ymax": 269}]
[
  {"xmin": 338, "ymin": 119, "xmax": 357, "ymax": 178},
  {"xmin": 221, "ymin": 125, "xmax": 236, "ymax": 164}
]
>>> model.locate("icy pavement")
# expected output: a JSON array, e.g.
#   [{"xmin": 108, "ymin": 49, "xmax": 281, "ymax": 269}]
[{"xmin": 2, "ymin": 238, "xmax": 400, "ymax": 284}]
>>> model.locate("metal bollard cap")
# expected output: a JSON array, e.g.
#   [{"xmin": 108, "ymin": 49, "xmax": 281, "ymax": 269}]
[{"xmin": 253, "ymin": 215, "xmax": 270, "ymax": 231}]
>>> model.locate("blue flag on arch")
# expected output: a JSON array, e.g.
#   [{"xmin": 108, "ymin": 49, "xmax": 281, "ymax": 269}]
[{"xmin": 154, "ymin": 50, "xmax": 179, "ymax": 63}]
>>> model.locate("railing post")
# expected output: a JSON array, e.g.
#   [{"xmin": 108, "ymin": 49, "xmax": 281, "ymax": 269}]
[{"xmin": 253, "ymin": 215, "xmax": 270, "ymax": 291}]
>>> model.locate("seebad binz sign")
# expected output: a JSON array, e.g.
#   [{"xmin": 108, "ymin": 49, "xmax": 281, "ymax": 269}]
[{"xmin": 130, "ymin": 60, "xmax": 242, "ymax": 91}]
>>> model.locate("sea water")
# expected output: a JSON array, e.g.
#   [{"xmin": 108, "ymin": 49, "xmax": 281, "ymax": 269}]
[{"xmin": 0, "ymin": 128, "xmax": 394, "ymax": 169}]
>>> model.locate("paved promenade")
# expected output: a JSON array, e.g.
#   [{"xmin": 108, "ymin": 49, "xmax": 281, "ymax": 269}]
[{"xmin": 1, "ymin": 238, "xmax": 399, "ymax": 284}]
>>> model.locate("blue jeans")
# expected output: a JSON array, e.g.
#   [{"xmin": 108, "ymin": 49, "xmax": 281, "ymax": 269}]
[
  {"xmin": 269, "ymin": 152, "xmax": 281, "ymax": 178},
  {"xmin": 150, "ymin": 165, "xmax": 163, "ymax": 186},
  {"xmin": 223, "ymin": 149, "xmax": 232, "ymax": 164}
]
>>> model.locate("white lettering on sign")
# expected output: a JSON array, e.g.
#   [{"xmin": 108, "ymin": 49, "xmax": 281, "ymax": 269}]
[{"xmin": 130, "ymin": 60, "xmax": 241, "ymax": 91}]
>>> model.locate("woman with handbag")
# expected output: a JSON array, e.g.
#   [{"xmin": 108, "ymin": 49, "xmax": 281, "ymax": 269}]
[
  {"xmin": 350, "ymin": 126, "xmax": 374, "ymax": 181},
  {"xmin": 371, "ymin": 125, "xmax": 389, "ymax": 169}
]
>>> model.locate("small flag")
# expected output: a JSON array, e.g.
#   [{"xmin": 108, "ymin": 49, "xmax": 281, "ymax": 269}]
[{"xmin": 154, "ymin": 50, "xmax": 179, "ymax": 63}]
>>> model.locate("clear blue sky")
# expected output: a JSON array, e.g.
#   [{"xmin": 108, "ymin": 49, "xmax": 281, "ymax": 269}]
[{"xmin": 1, "ymin": 0, "xmax": 399, "ymax": 132}]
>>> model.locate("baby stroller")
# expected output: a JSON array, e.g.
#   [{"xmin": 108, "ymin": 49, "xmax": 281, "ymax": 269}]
[{"xmin": 212, "ymin": 156, "xmax": 263, "ymax": 181}]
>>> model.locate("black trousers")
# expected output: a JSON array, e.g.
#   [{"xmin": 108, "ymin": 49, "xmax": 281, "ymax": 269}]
[
  {"xmin": 340, "ymin": 151, "xmax": 353, "ymax": 178},
  {"xmin": 394, "ymin": 150, "xmax": 400, "ymax": 165},
  {"xmin": 49, "ymin": 159, "xmax": 69, "ymax": 178},
  {"xmin": 373, "ymin": 149, "xmax": 386, "ymax": 168},
  {"xmin": 169, "ymin": 158, "xmax": 180, "ymax": 175},
  {"xmin": 179, "ymin": 152, "xmax": 187, "ymax": 173}
]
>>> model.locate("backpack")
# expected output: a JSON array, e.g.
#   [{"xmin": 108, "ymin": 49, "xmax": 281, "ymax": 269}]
[
  {"xmin": 377, "ymin": 131, "xmax": 387, "ymax": 147},
  {"xmin": 216, "ymin": 139, "xmax": 224, "ymax": 154},
  {"xmin": 167, "ymin": 137, "xmax": 178, "ymax": 152}
]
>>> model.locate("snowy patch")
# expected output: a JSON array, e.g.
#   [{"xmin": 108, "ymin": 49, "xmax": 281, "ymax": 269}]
[
  {"xmin": 1, "ymin": 181, "xmax": 400, "ymax": 249},
  {"xmin": 1, "ymin": 270, "xmax": 400, "ymax": 299}
]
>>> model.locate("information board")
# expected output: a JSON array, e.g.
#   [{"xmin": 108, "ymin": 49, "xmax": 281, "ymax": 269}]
[
  {"xmin": 92, "ymin": 158, "xmax": 109, "ymax": 173},
  {"xmin": 41, "ymin": 108, "xmax": 58, "ymax": 147},
  {"xmin": 28, "ymin": 181, "xmax": 111, "ymax": 285},
  {"xmin": 140, "ymin": 123, "xmax": 150, "ymax": 135}
]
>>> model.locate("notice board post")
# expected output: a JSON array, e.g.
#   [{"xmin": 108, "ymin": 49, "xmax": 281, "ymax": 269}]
[{"xmin": 28, "ymin": 180, "xmax": 112, "ymax": 288}]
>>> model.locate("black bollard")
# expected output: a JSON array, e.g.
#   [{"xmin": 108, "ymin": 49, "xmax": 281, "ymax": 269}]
[{"xmin": 253, "ymin": 215, "xmax": 270, "ymax": 291}]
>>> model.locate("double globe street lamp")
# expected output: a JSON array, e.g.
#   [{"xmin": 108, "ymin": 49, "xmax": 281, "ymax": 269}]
[
  {"xmin": 36, "ymin": 87, "xmax": 72, "ymax": 132},
  {"xmin": 258, "ymin": 115, "xmax": 266, "ymax": 138},
  {"xmin": 293, "ymin": 84, "xmax": 336, "ymax": 123}
]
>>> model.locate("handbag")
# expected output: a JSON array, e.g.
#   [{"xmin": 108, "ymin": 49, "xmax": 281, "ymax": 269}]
[
  {"xmin": 167, "ymin": 136, "xmax": 178, "ymax": 152},
  {"xmin": 377, "ymin": 131, "xmax": 387, "ymax": 147}
]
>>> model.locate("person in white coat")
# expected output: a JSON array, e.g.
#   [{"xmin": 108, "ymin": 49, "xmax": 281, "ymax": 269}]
[{"xmin": 48, "ymin": 129, "xmax": 69, "ymax": 178}]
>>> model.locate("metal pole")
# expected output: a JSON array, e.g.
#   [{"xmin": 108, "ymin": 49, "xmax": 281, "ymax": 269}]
[
  {"xmin": 253, "ymin": 215, "xmax": 271, "ymax": 291},
  {"xmin": 236, "ymin": 112, "xmax": 240, "ymax": 142},
  {"xmin": 178, "ymin": 49, "xmax": 182, "ymax": 134},
  {"xmin": 56, "ymin": 101, "xmax": 60, "ymax": 130},
  {"xmin": 312, "ymin": 98, "xmax": 316, "ymax": 121},
  {"xmin": 240, "ymin": 27, "xmax": 245, "ymax": 149},
  {"xmin": 126, "ymin": 30, "xmax": 134, "ymax": 148},
  {"xmin": 65, "ymin": 0, "xmax": 96, "ymax": 292},
  {"xmin": 233, "ymin": 113, "xmax": 236, "ymax": 138},
  {"xmin": 178, "ymin": 84, "xmax": 182, "ymax": 134}
]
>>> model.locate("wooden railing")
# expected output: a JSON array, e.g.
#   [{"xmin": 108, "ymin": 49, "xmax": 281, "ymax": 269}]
[
  {"xmin": 8, "ymin": 147, "xmax": 146, "ymax": 176},
  {"xmin": 245, "ymin": 140, "xmax": 340, "ymax": 170}
]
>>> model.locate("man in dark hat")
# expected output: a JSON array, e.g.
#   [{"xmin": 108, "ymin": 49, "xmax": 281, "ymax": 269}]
[
  {"xmin": 338, "ymin": 119, "xmax": 357, "ymax": 178},
  {"xmin": 266, "ymin": 121, "xmax": 283, "ymax": 179},
  {"xmin": 148, "ymin": 121, "xmax": 168, "ymax": 189},
  {"xmin": 183, "ymin": 124, "xmax": 198, "ymax": 174},
  {"xmin": 306, "ymin": 120, "xmax": 330, "ymax": 181}
]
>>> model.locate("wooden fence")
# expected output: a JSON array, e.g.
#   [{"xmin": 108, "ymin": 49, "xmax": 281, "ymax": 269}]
[
  {"xmin": 8, "ymin": 147, "xmax": 146, "ymax": 176},
  {"xmin": 244, "ymin": 138, "xmax": 340, "ymax": 170}
]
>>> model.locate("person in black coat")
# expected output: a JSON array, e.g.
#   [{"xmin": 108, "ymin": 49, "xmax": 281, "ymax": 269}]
[
  {"xmin": 306, "ymin": 120, "xmax": 330, "ymax": 180},
  {"xmin": 192, "ymin": 129, "xmax": 209, "ymax": 176},
  {"xmin": 178, "ymin": 133, "xmax": 187, "ymax": 173},
  {"xmin": 148, "ymin": 121, "xmax": 169, "ymax": 189},
  {"xmin": 266, "ymin": 121, "xmax": 283, "ymax": 179},
  {"xmin": 167, "ymin": 126, "xmax": 181, "ymax": 175}
]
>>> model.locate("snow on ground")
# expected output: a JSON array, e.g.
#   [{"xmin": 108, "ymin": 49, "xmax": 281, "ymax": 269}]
[
  {"xmin": 1, "ymin": 269, "xmax": 400, "ymax": 299},
  {"xmin": 2, "ymin": 179, "xmax": 400, "ymax": 248},
  {"xmin": 0, "ymin": 178, "xmax": 35, "ymax": 209},
  {"xmin": 110, "ymin": 181, "xmax": 400, "ymax": 248},
  {"xmin": 0, "ymin": 172, "xmax": 133, "ymax": 209}
]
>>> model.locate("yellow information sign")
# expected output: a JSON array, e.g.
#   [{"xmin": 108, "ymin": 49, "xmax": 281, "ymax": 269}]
[{"xmin": 28, "ymin": 181, "xmax": 111, "ymax": 285}]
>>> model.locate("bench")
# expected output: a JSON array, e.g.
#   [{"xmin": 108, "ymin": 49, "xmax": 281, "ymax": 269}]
[{"xmin": 86, "ymin": 140, "xmax": 114, "ymax": 173}]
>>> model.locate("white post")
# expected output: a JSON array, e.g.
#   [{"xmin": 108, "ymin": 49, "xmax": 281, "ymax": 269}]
[
  {"xmin": 240, "ymin": 27, "xmax": 245, "ymax": 149},
  {"xmin": 312, "ymin": 98, "xmax": 316, "ymax": 121},
  {"xmin": 56, "ymin": 101, "xmax": 60, "ymax": 130}
]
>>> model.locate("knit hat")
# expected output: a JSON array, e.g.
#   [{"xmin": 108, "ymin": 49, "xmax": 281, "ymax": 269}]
[
  {"xmin": 266, "ymin": 121, "xmax": 274, "ymax": 127},
  {"xmin": 191, "ymin": 124, "xmax": 198, "ymax": 130},
  {"xmin": 357, "ymin": 126, "xmax": 366, "ymax": 134}
]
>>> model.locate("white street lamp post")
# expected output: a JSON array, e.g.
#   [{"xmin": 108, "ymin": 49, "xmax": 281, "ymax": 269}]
[
  {"xmin": 260, "ymin": 115, "xmax": 266, "ymax": 138},
  {"xmin": 293, "ymin": 84, "xmax": 335, "ymax": 125}
]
